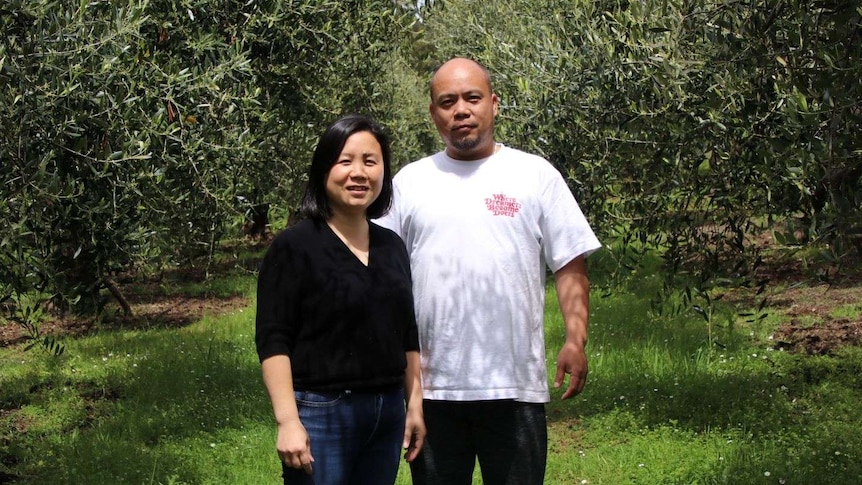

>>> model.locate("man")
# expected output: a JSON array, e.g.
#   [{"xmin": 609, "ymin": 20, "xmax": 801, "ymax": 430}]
[{"xmin": 376, "ymin": 57, "xmax": 601, "ymax": 484}]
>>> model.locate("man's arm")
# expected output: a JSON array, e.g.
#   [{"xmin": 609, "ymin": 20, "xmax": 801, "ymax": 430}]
[{"xmin": 553, "ymin": 255, "xmax": 590, "ymax": 399}]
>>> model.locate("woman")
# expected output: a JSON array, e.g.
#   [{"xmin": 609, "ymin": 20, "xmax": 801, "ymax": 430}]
[{"xmin": 255, "ymin": 114, "xmax": 425, "ymax": 484}]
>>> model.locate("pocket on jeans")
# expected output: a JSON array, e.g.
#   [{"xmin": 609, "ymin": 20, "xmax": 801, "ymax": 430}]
[{"xmin": 294, "ymin": 390, "xmax": 343, "ymax": 407}]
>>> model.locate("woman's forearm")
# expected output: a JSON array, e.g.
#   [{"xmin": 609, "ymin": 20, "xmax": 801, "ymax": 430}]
[{"xmin": 261, "ymin": 354, "xmax": 300, "ymax": 424}]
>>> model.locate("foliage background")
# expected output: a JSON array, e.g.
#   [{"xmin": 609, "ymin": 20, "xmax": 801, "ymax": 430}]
[
  {"xmin": 1, "ymin": 0, "xmax": 860, "ymax": 328},
  {"xmin": 1, "ymin": 1, "xmax": 861, "ymax": 484},
  {"xmin": 0, "ymin": 0, "xmax": 434, "ymax": 320}
]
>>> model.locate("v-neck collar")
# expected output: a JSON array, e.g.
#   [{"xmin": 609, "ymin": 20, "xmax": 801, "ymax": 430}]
[{"xmin": 324, "ymin": 220, "xmax": 372, "ymax": 268}]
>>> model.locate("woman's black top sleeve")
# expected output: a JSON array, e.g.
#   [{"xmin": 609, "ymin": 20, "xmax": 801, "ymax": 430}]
[{"xmin": 255, "ymin": 219, "xmax": 419, "ymax": 392}]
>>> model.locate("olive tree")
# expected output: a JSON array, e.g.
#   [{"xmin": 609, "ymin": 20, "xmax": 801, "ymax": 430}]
[
  {"xmin": 0, "ymin": 0, "xmax": 422, "ymax": 331},
  {"xmin": 417, "ymin": 0, "xmax": 861, "ymax": 281},
  {"xmin": 1, "ymin": 0, "xmax": 261, "ymax": 318}
]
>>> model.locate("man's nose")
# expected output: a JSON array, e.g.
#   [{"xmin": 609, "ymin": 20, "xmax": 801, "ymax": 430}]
[{"xmin": 453, "ymin": 99, "xmax": 470, "ymax": 118}]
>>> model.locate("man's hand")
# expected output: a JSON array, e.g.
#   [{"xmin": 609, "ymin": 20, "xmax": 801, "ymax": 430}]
[{"xmin": 554, "ymin": 341, "xmax": 588, "ymax": 399}]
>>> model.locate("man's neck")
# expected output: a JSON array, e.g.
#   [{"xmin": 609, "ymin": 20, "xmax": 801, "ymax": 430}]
[{"xmin": 446, "ymin": 141, "xmax": 500, "ymax": 161}]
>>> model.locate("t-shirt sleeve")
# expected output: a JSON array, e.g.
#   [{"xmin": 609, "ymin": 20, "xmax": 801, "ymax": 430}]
[
  {"xmin": 539, "ymin": 165, "xmax": 602, "ymax": 272},
  {"xmin": 255, "ymin": 234, "xmax": 302, "ymax": 362}
]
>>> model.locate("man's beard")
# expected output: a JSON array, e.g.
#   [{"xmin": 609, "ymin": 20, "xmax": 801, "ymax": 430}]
[{"xmin": 450, "ymin": 134, "xmax": 481, "ymax": 151}]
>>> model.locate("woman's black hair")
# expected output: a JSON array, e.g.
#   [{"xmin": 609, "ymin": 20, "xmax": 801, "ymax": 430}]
[{"xmin": 299, "ymin": 114, "xmax": 393, "ymax": 221}]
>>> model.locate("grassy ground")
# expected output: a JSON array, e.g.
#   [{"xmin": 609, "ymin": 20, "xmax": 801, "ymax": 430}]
[{"xmin": 1, "ymin": 244, "xmax": 860, "ymax": 484}]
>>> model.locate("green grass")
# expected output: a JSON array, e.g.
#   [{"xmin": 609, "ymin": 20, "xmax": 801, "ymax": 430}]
[
  {"xmin": 830, "ymin": 303, "xmax": 862, "ymax": 320},
  {"xmin": 540, "ymin": 251, "xmax": 862, "ymax": 485},
  {"xmin": 2, "ymin": 252, "xmax": 862, "ymax": 484}
]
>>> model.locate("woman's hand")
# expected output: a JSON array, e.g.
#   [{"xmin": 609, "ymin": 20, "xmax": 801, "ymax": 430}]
[
  {"xmin": 403, "ymin": 404, "xmax": 425, "ymax": 462},
  {"xmin": 277, "ymin": 419, "xmax": 314, "ymax": 474},
  {"xmin": 403, "ymin": 350, "xmax": 425, "ymax": 462},
  {"xmin": 262, "ymin": 355, "xmax": 313, "ymax": 474}
]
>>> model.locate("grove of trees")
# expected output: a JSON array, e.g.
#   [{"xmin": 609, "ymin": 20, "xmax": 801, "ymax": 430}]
[{"xmin": 2, "ymin": 0, "xmax": 860, "ymax": 331}]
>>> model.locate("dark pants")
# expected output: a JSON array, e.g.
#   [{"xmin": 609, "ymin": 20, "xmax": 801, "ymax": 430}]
[
  {"xmin": 281, "ymin": 388, "xmax": 405, "ymax": 485},
  {"xmin": 410, "ymin": 399, "xmax": 547, "ymax": 485}
]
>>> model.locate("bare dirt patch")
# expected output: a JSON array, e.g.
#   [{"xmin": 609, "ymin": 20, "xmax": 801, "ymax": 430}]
[
  {"xmin": 768, "ymin": 283, "xmax": 862, "ymax": 355},
  {"xmin": 2, "ymin": 237, "xmax": 860, "ymax": 356},
  {"xmin": 0, "ymin": 294, "xmax": 250, "ymax": 348},
  {"xmin": 0, "ymin": 253, "xmax": 256, "ymax": 349},
  {"xmin": 0, "ymin": 237, "xmax": 270, "ymax": 348},
  {"xmin": 773, "ymin": 318, "xmax": 862, "ymax": 355},
  {"xmin": 750, "ymin": 250, "xmax": 862, "ymax": 355}
]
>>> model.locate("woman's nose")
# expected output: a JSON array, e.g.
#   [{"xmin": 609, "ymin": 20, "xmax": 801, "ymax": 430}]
[{"xmin": 349, "ymin": 163, "xmax": 367, "ymax": 180}]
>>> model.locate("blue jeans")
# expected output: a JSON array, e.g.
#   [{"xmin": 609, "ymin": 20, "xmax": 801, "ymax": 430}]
[
  {"xmin": 281, "ymin": 387, "xmax": 405, "ymax": 485},
  {"xmin": 410, "ymin": 399, "xmax": 547, "ymax": 485}
]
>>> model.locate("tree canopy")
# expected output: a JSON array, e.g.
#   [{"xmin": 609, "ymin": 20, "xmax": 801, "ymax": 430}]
[{"xmin": 1, "ymin": 0, "xmax": 859, "ymax": 326}]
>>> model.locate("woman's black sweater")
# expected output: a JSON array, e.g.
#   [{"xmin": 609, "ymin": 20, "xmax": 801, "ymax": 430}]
[{"xmin": 255, "ymin": 218, "xmax": 419, "ymax": 391}]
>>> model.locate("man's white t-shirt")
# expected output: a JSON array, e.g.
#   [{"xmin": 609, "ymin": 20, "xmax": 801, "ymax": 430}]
[{"xmin": 376, "ymin": 145, "xmax": 601, "ymax": 403}]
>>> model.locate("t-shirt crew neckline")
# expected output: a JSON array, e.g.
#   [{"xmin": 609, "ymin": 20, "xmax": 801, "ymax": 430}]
[{"xmin": 440, "ymin": 143, "xmax": 504, "ymax": 168}]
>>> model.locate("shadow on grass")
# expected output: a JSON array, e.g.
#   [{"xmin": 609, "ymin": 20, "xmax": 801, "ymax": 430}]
[
  {"xmin": 545, "ymin": 278, "xmax": 862, "ymax": 484},
  {"xmin": 2, "ymin": 316, "xmax": 273, "ymax": 484}
]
